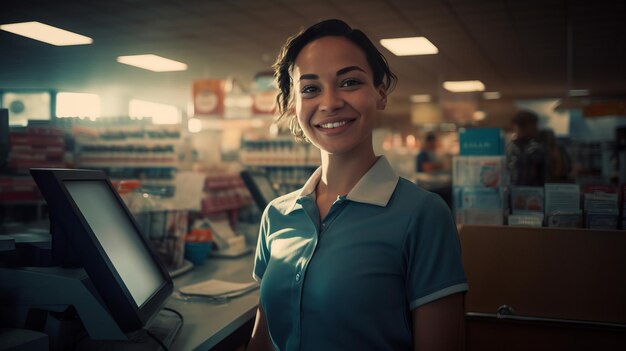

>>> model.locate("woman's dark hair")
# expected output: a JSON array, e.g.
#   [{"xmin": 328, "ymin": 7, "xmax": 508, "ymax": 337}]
[{"xmin": 273, "ymin": 19, "xmax": 397, "ymax": 141}]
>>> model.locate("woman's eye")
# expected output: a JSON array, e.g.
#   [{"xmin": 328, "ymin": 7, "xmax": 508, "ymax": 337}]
[
  {"xmin": 300, "ymin": 85, "xmax": 319, "ymax": 94},
  {"xmin": 340, "ymin": 78, "xmax": 362, "ymax": 88}
]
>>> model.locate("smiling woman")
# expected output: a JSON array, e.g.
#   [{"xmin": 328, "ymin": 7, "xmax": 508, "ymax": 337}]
[{"xmin": 246, "ymin": 19, "xmax": 468, "ymax": 351}]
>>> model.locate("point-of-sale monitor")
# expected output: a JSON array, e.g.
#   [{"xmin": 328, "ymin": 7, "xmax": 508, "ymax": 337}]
[
  {"xmin": 29, "ymin": 168, "xmax": 173, "ymax": 333},
  {"xmin": 240, "ymin": 169, "xmax": 279, "ymax": 212}
]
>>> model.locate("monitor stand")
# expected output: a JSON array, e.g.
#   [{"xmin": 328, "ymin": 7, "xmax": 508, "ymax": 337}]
[
  {"xmin": 0, "ymin": 266, "xmax": 126, "ymax": 341},
  {"xmin": 0, "ymin": 267, "xmax": 182, "ymax": 351},
  {"xmin": 75, "ymin": 309, "xmax": 183, "ymax": 351}
]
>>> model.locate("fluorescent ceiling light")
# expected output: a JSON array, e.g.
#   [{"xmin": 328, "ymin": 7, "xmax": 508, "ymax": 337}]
[
  {"xmin": 379, "ymin": 37, "xmax": 438, "ymax": 56},
  {"xmin": 483, "ymin": 91, "xmax": 501, "ymax": 100},
  {"xmin": 443, "ymin": 80, "xmax": 485, "ymax": 92},
  {"xmin": 0, "ymin": 21, "xmax": 92, "ymax": 46},
  {"xmin": 568, "ymin": 89, "xmax": 589, "ymax": 97},
  {"xmin": 117, "ymin": 54, "xmax": 187, "ymax": 72},
  {"xmin": 410, "ymin": 94, "xmax": 431, "ymax": 103}
]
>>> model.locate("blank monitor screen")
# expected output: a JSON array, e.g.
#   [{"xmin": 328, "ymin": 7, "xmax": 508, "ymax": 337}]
[
  {"xmin": 241, "ymin": 170, "xmax": 279, "ymax": 211},
  {"xmin": 63, "ymin": 180, "xmax": 164, "ymax": 307},
  {"xmin": 30, "ymin": 168, "xmax": 172, "ymax": 334},
  {"xmin": 253, "ymin": 175, "xmax": 278, "ymax": 205}
]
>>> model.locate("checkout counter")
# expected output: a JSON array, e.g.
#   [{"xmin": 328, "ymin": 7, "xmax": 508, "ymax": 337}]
[
  {"xmin": 0, "ymin": 167, "xmax": 260, "ymax": 351},
  {"xmin": 0, "ymin": 227, "xmax": 259, "ymax": 351},
  {"xmin": 167, "ymin": 254, "xmax": 258, "ymax": 351}
]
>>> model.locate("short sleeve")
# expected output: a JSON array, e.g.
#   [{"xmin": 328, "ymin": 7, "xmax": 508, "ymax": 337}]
[
  {"xmin": 405, "ymin": 193, "xmax": 468, "ymax": 310},
  {"xmin": 253, "ymin": 206, "xmax": 271, "ymax": 282}
]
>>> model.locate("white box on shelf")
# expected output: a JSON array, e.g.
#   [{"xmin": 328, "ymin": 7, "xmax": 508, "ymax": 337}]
[{"xmin": 452, "ymin": 156, "xmax": 507, "ymax": 188}]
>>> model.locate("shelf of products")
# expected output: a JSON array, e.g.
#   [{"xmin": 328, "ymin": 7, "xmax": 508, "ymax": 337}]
[
  {"xmin": 71, "ymin": 120, "xmax": 182, "ymax": 196},
  {"xmin": 240, "ymin": 137, "xmax": 320, "ymax": 195},
  {"xmin": 6, "ymin": 126, "xmax": 68, "ymax": 173}
]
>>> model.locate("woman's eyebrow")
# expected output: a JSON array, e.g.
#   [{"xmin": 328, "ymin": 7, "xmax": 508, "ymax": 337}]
[
  {"xmin": 298, "ymin": 66, "xmax": 366, "ymax": 81},
  {"xmin": 299, "ymin": 74, "xmax": 318, "ymax": 80},
  {"xmin": 336, "ymin": 66, "xmax": 365, "ymax": 76}
]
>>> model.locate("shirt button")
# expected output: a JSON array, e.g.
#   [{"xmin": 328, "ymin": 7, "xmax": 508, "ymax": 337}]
[{"xmin": 295, "ymin": 273, "xmax": 301, "ymax": 282}]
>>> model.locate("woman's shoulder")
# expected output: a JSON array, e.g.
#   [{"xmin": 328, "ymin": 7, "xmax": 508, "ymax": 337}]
[
  {"xmin": 394, "ymin": 177, "xmax": 444, "ymax": 204},
  {"xmin": 265, "ymin": 188, "xmax": 302, "ymax": 214}
]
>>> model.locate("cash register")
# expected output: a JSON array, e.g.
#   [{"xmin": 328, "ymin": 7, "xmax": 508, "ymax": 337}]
[{"xmin": 0, "ymin": 168, "xmax": 182, "ymax": 350}]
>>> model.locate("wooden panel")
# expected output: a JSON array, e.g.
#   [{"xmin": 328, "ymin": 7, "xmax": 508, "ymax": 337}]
[
  {"xmin": 459, "ymin": 225, "xmax": 626, "ymax": 325},
  {"xmin": 466, "ymin": 315, "xmax": 626, "ymax": 351}
]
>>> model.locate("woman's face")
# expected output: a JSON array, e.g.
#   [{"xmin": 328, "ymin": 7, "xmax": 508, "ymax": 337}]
[{"xmin": 292, "ymin": 36, "xmax": 386, "ymax": 156}]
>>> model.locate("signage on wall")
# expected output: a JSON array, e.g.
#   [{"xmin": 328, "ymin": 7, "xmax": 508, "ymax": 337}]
[
  {"xmin": 252, "ymin": 91, "xmax": 277, "ymax": 115},
  {"xmin": 193, "ymin": 80, "xmax": 225, "ymax": 116},
  {"xmin": 251, "ymin": 72, "xmax": 277, "ymax": 115},
  {"xmin": 1, "ymin": 91, "xmax": 52, "ymax": 126}
]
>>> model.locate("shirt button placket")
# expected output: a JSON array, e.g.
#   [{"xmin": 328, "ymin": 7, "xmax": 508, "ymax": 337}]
[{"xmin": 295, "ymin": 272, "xmax": 301, "ymax": 282}]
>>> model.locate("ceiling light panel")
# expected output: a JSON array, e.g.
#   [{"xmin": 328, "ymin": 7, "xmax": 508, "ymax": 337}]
[
  {"xmin": 379, "ymin": 37, "xmax": 438, "ymax": 56},
  {"xmin": 117, "ymin": 54, "xmax": 188, "ymax": 72},
  {"xmin": 443, "ymin": 80, "xmax": 485, "ymax": 92},
  {"xmin": 0, "ymin": 21, "xmax": 92, "ymax": 46}
]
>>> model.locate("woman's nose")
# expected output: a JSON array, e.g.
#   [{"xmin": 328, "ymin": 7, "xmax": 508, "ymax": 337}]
[{"xmin": 319, "ymin": 89, "xmax": 344, "ymax": 113}]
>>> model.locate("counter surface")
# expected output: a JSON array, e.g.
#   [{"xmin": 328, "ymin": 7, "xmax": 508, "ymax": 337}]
[{"xmin": 167, "ymin": 253, "xmax": 259, "ymax": 351}]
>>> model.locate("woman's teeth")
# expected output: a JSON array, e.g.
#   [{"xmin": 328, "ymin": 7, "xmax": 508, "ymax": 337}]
[{"xmin": 319, "ymin": 120, "xmax": 349, "ymax": 129}]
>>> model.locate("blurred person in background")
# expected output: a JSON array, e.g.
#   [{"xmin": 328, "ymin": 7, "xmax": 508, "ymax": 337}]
[
  {"xmin": 506, "ymin": 110, "xmax": 547, "ymax": 186},
  {"xmin": 416, "ymin": 132, "xmax": 445, "ymax": 173},
  {"xmin": 538, "ymin": 129, "xmax": 572, "ymax": 183}
]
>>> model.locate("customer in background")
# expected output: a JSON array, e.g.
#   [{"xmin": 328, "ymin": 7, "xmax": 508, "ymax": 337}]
[
  {"xmin": 506, "ymin": 110, "xmax": 547, "ymax": 186},
  {"xmin": 247, "ymin": 19, "xmax": 467, "ymax": 351},
  {"xmin": 538, "ymin": 129, "xmax": 572, "ymax": 183},
  {"xmin": 416, "ymin": 132, "xmax": 445, "ymax": 173}
]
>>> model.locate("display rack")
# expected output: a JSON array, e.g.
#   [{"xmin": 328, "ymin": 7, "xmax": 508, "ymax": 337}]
[
  {"xmin": 72, "ymin": 120, "xmax": 182, "ymax": 196},
  {"xmin": 240, "ymin": 136, "xmax": 320, "ymax": 195}
]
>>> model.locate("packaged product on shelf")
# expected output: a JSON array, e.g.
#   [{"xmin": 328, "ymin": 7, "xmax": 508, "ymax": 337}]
[
  {"xmin": 585, "ymin": 208, "xmax": 619, "ymax": 230},
  {"xmin": 8, "ymin": 127, "xmax": 67, "ymax": 172},
  {"xmin": 453, "ymin": 187, "xmax": 506, "ymax": 225},
  {"xmin": 508, "ymin": 212, "xmax": 544, "ymax": 227},
  {"xmin": 457, "ymin": 208, "xmax": 504, "ymax": 226},
  {"xmin": 544, "ymin": 183, "xmax": 580, "ymax": 214},
  {"xmin": 510, "ymin": 186, "xmax": 544, "ymax": 213},
  {"xmin": 458, "ymin": 187, "xmax": 504, "ymax": 209},
  {"xmin": 453, "ymin": 156, "xmax": 507, "ymax": 188},
  {"xmin": 584, "ymin": 192, "xmax": 618, "ymax": 211},
  {"xmin": 582, "ymin": 184, "xmax": 618, "ymax": 229},
  {"xmin": 546, "ymin": 210, "xmax": 583, "ymax": 228}
]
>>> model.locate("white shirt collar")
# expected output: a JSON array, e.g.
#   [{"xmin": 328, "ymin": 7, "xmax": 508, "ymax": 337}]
[{"xmin": 286, "ymin": 155, "xmax": 399, "ymax": 213}]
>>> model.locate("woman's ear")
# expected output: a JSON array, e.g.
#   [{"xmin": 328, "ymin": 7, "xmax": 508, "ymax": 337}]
[{"xmin": 376, "ymin": 85, "xmax": 387, "ymax": 110}]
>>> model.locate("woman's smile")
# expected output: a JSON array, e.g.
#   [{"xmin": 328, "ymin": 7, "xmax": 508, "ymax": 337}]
[{"xmin": 293, "ymin": 36, "xmax": 384, "ymax": 156}]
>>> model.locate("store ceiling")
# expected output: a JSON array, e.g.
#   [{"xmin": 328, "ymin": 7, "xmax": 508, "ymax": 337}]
[{"xmin": 0, "ymin": 0, "xmax": 625, "ymax": 118}]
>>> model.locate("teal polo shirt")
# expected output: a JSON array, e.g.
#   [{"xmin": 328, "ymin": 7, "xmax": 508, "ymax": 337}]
[{"xmin": 253, "ymin": 156, "xmax": 468, "ymax": 351}]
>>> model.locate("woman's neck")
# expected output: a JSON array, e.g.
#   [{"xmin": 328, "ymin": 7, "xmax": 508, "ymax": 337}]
[{"xmin": 317, "ymin": 147, "xmax": 377, "ymax": 197}]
